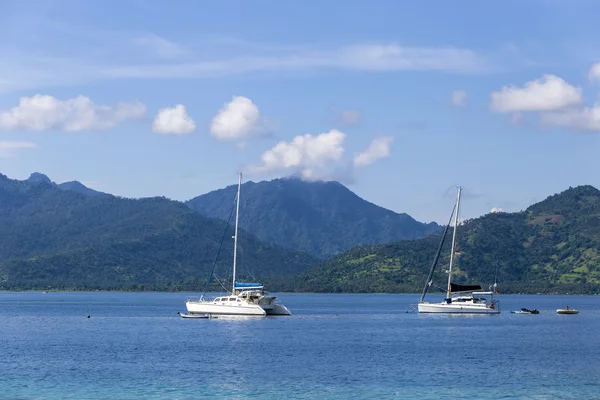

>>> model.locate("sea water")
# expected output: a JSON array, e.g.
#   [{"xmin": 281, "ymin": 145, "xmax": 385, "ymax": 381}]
[{"xmin": 1, "ymin": 292, "xmax": 599, "ymax": 399}]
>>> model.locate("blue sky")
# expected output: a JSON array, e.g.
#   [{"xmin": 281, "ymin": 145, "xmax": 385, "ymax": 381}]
[{"xmin": 1, "ymin": 0, "xmax": 599, "ymax": 224}]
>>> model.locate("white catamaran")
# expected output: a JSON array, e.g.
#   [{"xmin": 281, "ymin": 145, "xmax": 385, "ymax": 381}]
[
  {"xmin": 417, "ymin": 186, "xmax": 500, "ymax": 314},
  {"xmin": 184, "ymin": 173, "xmax": 291, "ymax": 317}
]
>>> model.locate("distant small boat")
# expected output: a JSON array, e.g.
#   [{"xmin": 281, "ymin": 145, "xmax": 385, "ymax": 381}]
[
  {"xmin": 511, "ymin": 308, "xmax": 539, "ymax": 314},
  {"xmin": 556, "ymin": 307, "xmax": 578, "ymax": 314}
]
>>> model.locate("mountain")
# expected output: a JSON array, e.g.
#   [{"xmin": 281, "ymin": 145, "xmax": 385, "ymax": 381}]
[
  {"xmin": 0, "ymin": 174, "xmax": 316, "ymax": 291},
  {"xmin": 26, "ymin": 172, "xmax": 54, "ymax": 184},
  {"xmin": 26, "ymin": 172, "xmax": 105, "ymax": 196},
  {"xmin": 57, "ymin": 181, "xmax": 104, "ymax": 197},
  {"xmin": 271, "ymin": 185, "xmax": 600, "ymax": 294},
  {"xmin": 187, "ymin": 177, "xmax": 441, "ymax": 258}
]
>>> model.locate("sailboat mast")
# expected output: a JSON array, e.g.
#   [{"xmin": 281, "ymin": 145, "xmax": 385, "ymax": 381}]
[
  {"xmin": 419, "ymin": 204, "xmax": 455, "ymax": 303},
  {"xmin": 446, "ymin": 186, "xmax": 462, "ymax": 299},
  {"xmin": 232, "ymin": 172, "xmax": 242, "ymax": 293}
]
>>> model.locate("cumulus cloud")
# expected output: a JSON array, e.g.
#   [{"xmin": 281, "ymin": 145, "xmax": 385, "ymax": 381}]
[
  {"xmin": 353, "ymin": 137, "xmax": 393, "ymax": 167},
  {"xmin": 152, "ymin": 104, "xmax": 196, "ymax": 135},
  {"xmin": 249, "ymin": 130, "xmax": 394, "ymax": 181},
  {"xmin": 451, "ymin": 90, "xmax": 467, "ymax": 107},
  {"xmin": 490, "ymin": 74, "xmax": 583, "ymax": 113},
  {"xmin": 0, "ymin": 141, "xmax": 37, "ymax": 158},
  {"xmin": 0, "ymin": 95, "xmax": 146, "ymax": 131},
  {"xmin": 490, "ymin": 207, "xmax": 504, "ymax": 213},
  {"xmin": 249, "ymin": 129, "xmax": 346, "ymax": 180},
  {"xmin": 589, "ymin": 63, "xmax": 600, "ymax": 83},
  {"xmin": 209, "ymin": 96, "xmax": 272, "ymax": 140},
  {"xmin": 338, "ymin": 109, "xmax": 361, "ymax": 126},
  {"xmin": 541, "ymin": 104, "xmax": 600, "ymax": 131}
]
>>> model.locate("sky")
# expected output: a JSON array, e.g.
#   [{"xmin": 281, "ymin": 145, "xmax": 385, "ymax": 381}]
[{"xmin": 1, "ymin": 0, "xmax": 600, "ymax": 224}]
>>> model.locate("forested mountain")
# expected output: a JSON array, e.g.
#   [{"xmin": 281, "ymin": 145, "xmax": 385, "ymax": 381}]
[
  {"xmin": 26, "ymin": 172, "xmax": 105, "ymax": 196},
  {"xmin": 2, "ymin": 171, "xmax": 599, "ymax": 295},
  {"xmin": 187, "ymin": 177, "xmax": 441, "ymax": 258},
  {"xmin": 0, "ymin": 174, "xmax": 315, "ymax": 291},
  {"xmin": 271, "ymin": 185, "xmax": 600, "ymax": 294}
]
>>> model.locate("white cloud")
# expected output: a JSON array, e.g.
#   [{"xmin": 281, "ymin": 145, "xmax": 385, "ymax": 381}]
[
  {"xmin": 338, "ymin": 109, "xmax": 361, "ymax": 126},
  {"xmin": 0, "ymin": 95, "xmax": 146, "ymax": 131},
  {"xmin": 101, "ymin": 44, "xmax": 488, "ymax": 80},
  {"xmin": 490, "ymin": 74, "xmax": 583, "ymax": 113},
  {"xmin": 452, "ymin": 90, "xmax": 467, "ymax": 107},
  {"xmin": 209, "ymin": 96, "xmax": 272, "ymax": 140},
  {"xmin": 588, "ymin": 63, "xmax": 600, "ymax": 83},
  {"xmin": 490, "ymin": 207, "xmax": 504, "ymax": 213},
  {"xmin": 102, "ymin": 44, "xmax": 488, "ymax": 79},
  {"xmin": 541, "ymin": 103, "xmax": 600, "ymax": 131},
  {"xmin": 0, "ymin": 141, "xmax": 37, "ymax": 158},
  {"xmin": 249, "ymin": 129, "xmax": 346, "ymax": 180},
  {"xmin": 353, "ymin": 137, "xmax": 393, "ymax": 167},
  {"xmin": 332, "ymin": 44, "xmax": 486, "ymax": 72},
  {"xmin": 132, "ymin": 34, "xmax": 189, "ymax": 59},
  {"xmin": 0, "ymin": 40, "xmax": 495, "ymax": 93},
  {"xmin": 152, "ymin": 104, "xmax": 196, "ymax": 135}
]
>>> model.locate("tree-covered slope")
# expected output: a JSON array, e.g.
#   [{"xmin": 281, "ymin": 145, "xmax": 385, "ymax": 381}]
[
  {"xmin": 187, "ymin": 177, "xmax": 441, "ymax": 258},
  {"xmin": 0, "ymin": 174, "xmax": 316, "ymax": 290},
  {"xmin": 272, "ymin": 185, "xmax": 600, "ymax": 294}
]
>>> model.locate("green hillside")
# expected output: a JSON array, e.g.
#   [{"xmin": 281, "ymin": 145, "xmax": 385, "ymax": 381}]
[
  {"xmin": 272, "ymin": 185, "xmax": 600, "ymax": 294},
  {"xmin": 0, "ymin": 174, "xmax": 316, "ymax": 291}
]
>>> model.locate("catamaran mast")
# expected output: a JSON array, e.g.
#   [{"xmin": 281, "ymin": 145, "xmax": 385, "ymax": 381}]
[
  {"xmin": 446, "ymin": 186, "xmax": 462, "ymax": 300},
  {"xmin": 232, "ymin": 172, "xmax": 242, "ymax": 293}
]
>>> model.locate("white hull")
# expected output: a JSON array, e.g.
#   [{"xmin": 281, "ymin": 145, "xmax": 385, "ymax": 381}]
[
  {"xmin": 185, "ymin": 175, "xmax": 291, "ymax": 318},
  {"xmin": 261, "ymin": 303, "xmax": 291, "ymax": 315},
  {"xmin": 418, "ymin": 302, "xmax": 500, "ymax": 314},
  {"xmin": 185, "ymin": 300, "xmax": 266, "ymax": 316}
]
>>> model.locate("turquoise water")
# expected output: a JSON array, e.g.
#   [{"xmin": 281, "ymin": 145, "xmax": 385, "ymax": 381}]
[{"xmin": 1, "ymin": 292, "xmax": 599, "ymax": 399}]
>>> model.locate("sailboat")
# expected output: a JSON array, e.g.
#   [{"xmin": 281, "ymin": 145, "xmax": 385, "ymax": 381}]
[
  {"xmin": 184, "ymin": 173, "xmax": 291, "ymax": 317},
  {"xmin": 417, "ymin": 186, "xmax": 500, "ymax": 314}
]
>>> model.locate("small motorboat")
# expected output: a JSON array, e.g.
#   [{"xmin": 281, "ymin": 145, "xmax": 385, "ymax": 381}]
[
  {"xmin": 511, "ymin": 308, "xmax": 539, "ymax": 314},
  {"xmin": 556, "ymin": 307, "xmax": 578, "ymax": 314}
]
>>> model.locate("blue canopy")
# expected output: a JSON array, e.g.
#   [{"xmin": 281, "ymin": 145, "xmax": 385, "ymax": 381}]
[{"xmin": 234, "ymin": 281, "xmax": 263, "ymax": 288}]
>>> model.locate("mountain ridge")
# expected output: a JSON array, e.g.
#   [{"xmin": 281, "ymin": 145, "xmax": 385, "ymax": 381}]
[
  {"xmin": 269, "ymin": 184, "xmax": 600, "ymax": 294},
  {"xmin": 187, "ymin": 176, "xmax": 441, "ymax": 258},
  {"xmin": 25, "ymin": 172, "xmax": 105, "ymax": 197},
  {"xmin": 2, "ymin": 171, "xmax": 599, "ymax": 294},
  {"xmin": 0, "ymin": 173, "xmax": 316, "ymax": 290}
]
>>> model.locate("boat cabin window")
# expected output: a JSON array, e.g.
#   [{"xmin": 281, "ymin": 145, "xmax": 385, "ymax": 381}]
[
  {"xmin": 229, "ymin": 298, "xmax": 237, "ymax": 301},
  {"xmin": 455, "ymin": 297, "xmax": 472, "ymax": 302}
]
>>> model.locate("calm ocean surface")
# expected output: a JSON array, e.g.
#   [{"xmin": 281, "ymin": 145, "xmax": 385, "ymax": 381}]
[{"xmin": 1, "ymin": 292, "xmax": 599, "ymax": 399}]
